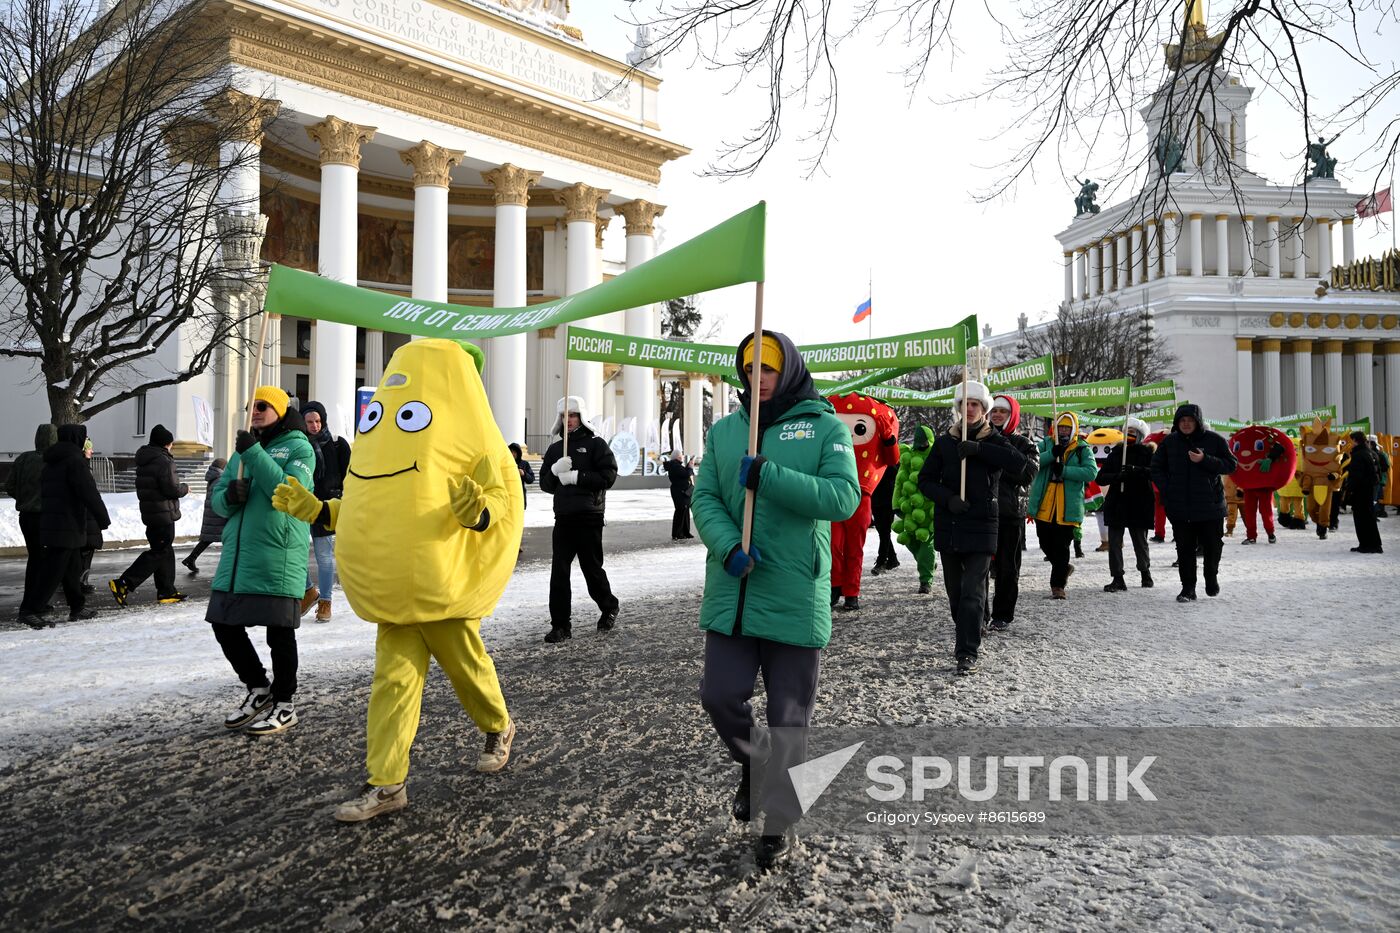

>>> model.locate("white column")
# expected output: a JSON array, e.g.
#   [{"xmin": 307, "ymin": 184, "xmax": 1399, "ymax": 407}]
[
  {"xmin": 1355, "ymin": 341, "xmax": 1375, "ymax": 423},
  {"xmin": 401, "ymin": 141, "xmax": 460, "ymax": 305},
  {"xmin": 1291, "ymin": 339, "xmax": 1313, "ymax": 412},
  {"xmin": 1062, "ymin": 251, "xmax": 1074, "ymax": 302},
  {"xmin": 717, "ymin": 379, "xmax": 731, "ymax": 419},
  {"xmin": 205, "ymin": 89, "xmax": 278, "ymax": 217},
  {"xmin": 1322, "ymin": 339, "xmax": 1344, "ymax": 423},
  {"xmin": 1241, "ymin": 215, "xmax": 1256, "ymax": 276},
  {"xmin": 307, "ymin": 116, "xmax": 375, "ymax": 438},
  {"xmin": 1129, "ymin": 227, "xmax": 1143, "ymax": 286},
  {"xmin": 481, "ymin": 164, "xmax": 542, "ymax": 444},
  {"xmin": 1291, "ymin": 217, "xmax": 1307, "ymax": 280},
  {"xmin": 683, "ymin": 376, "xmax": 706, "ymax": 459},
  {"xmin": 1145, "ymin": 219, "xmax": 1159, "ymax": 281},
  {"xmin": 1215, "ymin": 213, "xmax": 1230, "ymax": 275},
  {"xmin": 1075, "ymin": 248, "xmax": 1088, "ymax": 298},
  {"xmin": 556, "ymin": 183, "xmax": 609, "ymax": 417},
  {"xmin": 363, "ymin": 332, "xmax": 385, "ymax": 389},
  {"xmin": 1188, "ymin": 212, "xmax": 1204, "ymax": 276},
  {"xmin": 1342, "ymin": 217, "xmax": 1356, "ymax": 266},
  {"xmin": 262, "ymin": 312, "xmax": 282, "ymax": 388},
  {"xmin": 1316, "ymin": 218, "xmax": 1332, "ymax": 282},
  {"xmin": 1089, "ymin": 242, "xmax": 1102, "ymax": 297},
  {"xmin": 1116, "ymin": 233, "xmax": 1129, "ymax": 290},
  {"xmin": 1236, "ymin": 338, "xmax": 1255, "ymax": 422},
  {"xmin": 1387, "ymin": 342, "xmax": 1400, "ymax": 434},
  {"xmin": 1261, "ymin": 339, "xmax": 1282, "ymax": 420},
  {"xmin": 1163, "ymin": 214, "xmax": 1179, "ymax": 277},
  {"xmin": 618, "ymin": 199, "xmax": 664, "ymax": 437},
  {"xmin": 1266, "ymin": 215, "xmax": 1281, "ymax": 278}
]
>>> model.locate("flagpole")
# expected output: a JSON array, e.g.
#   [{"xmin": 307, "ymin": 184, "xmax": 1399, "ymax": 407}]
[
  {"xmin": 741, "ymin": 281, "xmax": 764, "ymax": 553},
  {"xmin": 867, "ymin": 268, "xmax": 872, "ymax": 341},
  {"xmin": 561, "ymin": 325, "xmax": 571, "ymax": 462}
]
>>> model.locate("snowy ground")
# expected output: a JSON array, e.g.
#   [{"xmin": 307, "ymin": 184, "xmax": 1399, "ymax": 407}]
[
  {"xmin": 1, "ymin": 513, "xmax": 1397, "ymax": 930},
  {"xmin": 0, "ymin": 487, "xmax": 676, "ymax": 548}
]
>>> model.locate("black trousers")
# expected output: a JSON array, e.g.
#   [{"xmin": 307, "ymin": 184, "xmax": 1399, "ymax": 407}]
[
  {"xmin": 211, "ymin": 623, "xmax": 299, "ymax": 702},
  {"xmin": 1352, "ymin": 492, "xmax": 1383, "ymax": 551},
  {"xmin": 1108, "ymin": 526, "xmax": 1151, "ymax": 580},
  {"xmin": 121, "ymin": 524, "xmax": 177, "ymax": 596},
  {"xmin": 549, "ymin": 519, "xmax": 618, "ymax": 628},
  {"xmin": 699, "ymin": 630, "xmax": 820, "ymax": 833},
  {"xmin": 1170, "ymin": 518, "xmax": 1223, "ymax": 590},
  {"xmin": 940, "ymin": 551, "xmax": 993, "ymax": 662},
  {"xmin": 27, "ymin": 546, "xmax": 84, "ymax": 615},
  {"xmin": 1036, "ymin": 520, "xmax": 1076, "ymax": 588},
  {"xmin": 185, "ymin": 540, "xmax": 214, "ymax": 566},
  {"xmin": 990, "ymin": 515, "xmax": 1024, "ymax": 623},
  {"xmin": 18, "ymin": 512, "xmax": 44, "ymax": 611},
  {"xmin": 670, "ymin": 489, "xmax": 692, "ymax": 538}
]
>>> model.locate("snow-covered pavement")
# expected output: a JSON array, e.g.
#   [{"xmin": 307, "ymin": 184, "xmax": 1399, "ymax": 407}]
[{"xmin": 1, "ymin": 517, "xmax": 1396, "ymax": 930}]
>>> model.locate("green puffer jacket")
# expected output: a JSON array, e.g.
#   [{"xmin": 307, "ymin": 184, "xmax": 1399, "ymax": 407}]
[
  {"xmin": 1026, "ymin": 432, "xmax": 1099, "ymax": 527},
  {"xmin": 211, "ymin": 422, "xmax": 315, "ymax": 597},
  {"xmin": 693, "ymin": 397, "xmax": 862, "ymax": 649}
]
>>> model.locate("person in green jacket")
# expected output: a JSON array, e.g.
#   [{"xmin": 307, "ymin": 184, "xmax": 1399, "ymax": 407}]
[
  {"xmin": 207, "ymin": 386, "xmax": 316, "ymax": 736},
  {"xmin": 693, "ymin": 332, "xmax": 861, "ymax": 871},
  {"xmin": 1026, "ymin": 412, "xmax": 1099, "ymax": 599}
]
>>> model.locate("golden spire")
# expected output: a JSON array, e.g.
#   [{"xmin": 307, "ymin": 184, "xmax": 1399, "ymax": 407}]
[
  {"xmin": 1164, "ymin": 0, "xmax": 1223, "ymax": 70},
  {"xmin": 1185, "ymin": 0, "xmax": 1206, "ymax": 31}
]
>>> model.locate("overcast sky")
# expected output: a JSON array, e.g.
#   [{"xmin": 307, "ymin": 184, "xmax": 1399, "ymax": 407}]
[{"xmin": 569, "ymin": 3, "xmax": 1398, "ymax": 348}]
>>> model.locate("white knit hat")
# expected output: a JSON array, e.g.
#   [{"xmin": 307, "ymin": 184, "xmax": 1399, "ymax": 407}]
[
  {"xmin": 1125, "ymin": 417, "xmax": 1149, "ymax": 439},
  {"xmin": 951, "ymin": 380, "xmax": 993, "ymax": 415}
]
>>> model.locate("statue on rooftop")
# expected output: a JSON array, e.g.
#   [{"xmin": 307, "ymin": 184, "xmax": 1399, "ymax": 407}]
[
  {"xmin": 1306, "ymin": 134, "xmax": 1339, "ymax": 180},
  {"xmin": 1074, "ymin": 177, "xmax": 1101, "ymax": 216}
]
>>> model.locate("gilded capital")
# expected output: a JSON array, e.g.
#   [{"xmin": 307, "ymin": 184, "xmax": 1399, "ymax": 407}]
[
  {"xmin": 204, "ymin": 89, "xmax": 281, "ymax": 146},
  {"xmin": 594, "ymin": 213, "xmax": 612, "ymax": 248},
  {"xmin": 400, "ymin": 140, "xmax": 464, "ymax": 188},
  {"xmin": 306, "ymin": 116, "xmax": 377, "ymax": 168},
  {"xmin": 617, "ymin": 199, "xmax": 666, "ymax": 236},
  {"xmin": 481, "ymin": 163, "xmax": 543, "ymax": 205},
  {"xmin": 554, "ymin": 182, "xmax": 610, "ymax": 223}
]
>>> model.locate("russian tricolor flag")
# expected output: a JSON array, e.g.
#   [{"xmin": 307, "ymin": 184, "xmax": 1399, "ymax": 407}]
[{"xmin": 853, "ymin": 296, "xmax": 872, "ymax": 324}]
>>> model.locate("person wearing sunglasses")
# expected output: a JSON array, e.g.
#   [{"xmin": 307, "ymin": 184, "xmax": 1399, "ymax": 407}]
[{"xmin": 206, "ymin": 386, "xmax": 316, "ymax": 736}]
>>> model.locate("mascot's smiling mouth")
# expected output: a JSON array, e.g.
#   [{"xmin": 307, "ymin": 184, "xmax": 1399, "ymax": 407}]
[{"xmin": 350, "ymin": 462, "xmax": 420, "ymax": 480}]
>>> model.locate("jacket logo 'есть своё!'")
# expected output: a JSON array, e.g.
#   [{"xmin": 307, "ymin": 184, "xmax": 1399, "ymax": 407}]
[{"xmin": 779, "ymin": 421, "xmax": 816, "ymax": 441}]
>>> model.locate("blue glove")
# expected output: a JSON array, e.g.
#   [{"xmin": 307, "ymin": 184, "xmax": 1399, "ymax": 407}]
[
  {"xmin": 739, "ymin": 455, "xmax": 767, "ymax": 491},
  {"xmin": 724, "ymin": 544, "xmax": 762, "ymax": 577}
]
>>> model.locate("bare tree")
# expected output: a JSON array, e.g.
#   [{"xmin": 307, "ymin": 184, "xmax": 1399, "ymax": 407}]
[
  {"xmin": 625, "ymin": 0, "xmax": 1399, "ymax": 200},
  {"xmin": 1014, "ymin": 300, "xmax": 1180, "ymax": 389},
  {"xmin": 0, "ymin": 0, "xmax": 277, "ymax": 424}
]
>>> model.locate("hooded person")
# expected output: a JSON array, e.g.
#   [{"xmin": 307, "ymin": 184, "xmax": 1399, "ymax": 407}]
[
  {"xmin": 206, "ymin": 385, "xmax": 316, "ymax": 736},
  {"xmin": 662, "ymin": 447, "xmax": 696, "ymax": 539},
  {"xmin": 1149, "ymin": 403, "xmax": 1237, "ymax": 601},
  {"xmin": 692, "ymin": 330, "xmax": 860, "ymax": 870},
  {"xmin": 299, "ymin": 400, "xmax": 352, "ymax": 622},
  {"xmin": 7, "ymin": 424, "xmax": 58, "ymax": 622},
  {"xmin": 183, "ymin": 458, "xmax": 229, "ymax": 575},
  {"xmin": 538, "ymin": 393, "xmax": 620, "ymax": 643},
  {"xmin": 110, "ymin": 423, "xmax": 189, "ymax": 607},
  {"xmin": 1026, "ymin": 412, "xmax": 1099, "ymax": 599},
  {"xmin": 986, "ymin": 394, "xmax": 1039, "ymax": 630},
  {"xmin": 21, "ymin": 424, "xmax": 111, "ymax": 628},
  {"xmin": 1097, "ymin": 416, "xmax": 1157, "ymax": 592},
  {"xmin": 917, "ymin": 380, "xmax": 1026, "ymax": 673},
  {"xmin": 891, "ymin": 424, "xmax": 938, "ymax": 593},
  {"xmin": 274, "ymin": 339, "xmax": 524, "ymax": 821},
  {"xmin": 1346, "ymin": 430, "xmax": 1383, "ymax": 553}
]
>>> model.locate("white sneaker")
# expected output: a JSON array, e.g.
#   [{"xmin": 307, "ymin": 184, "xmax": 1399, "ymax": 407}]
[
  {"xmin": 476, "ymin": 718, "xmax": 516, "ymax": 773},
  {"xmin": 224, "ymin": 688, "xmax": 274, "ymax": 730},
  {"xmin": 246, "ymin": 702, "xmax": 298, "ymax": 736},
  {"xmin": 334, "ymin": 783, "xmax": 408, "ymax": 823}
]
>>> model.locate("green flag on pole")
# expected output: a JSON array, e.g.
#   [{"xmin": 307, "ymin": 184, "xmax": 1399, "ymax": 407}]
[{"xmin": 263, "ymin": 202, "xmax": 767, "ymax": 340}]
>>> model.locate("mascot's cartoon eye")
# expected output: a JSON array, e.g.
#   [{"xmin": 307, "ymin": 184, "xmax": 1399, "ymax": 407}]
[
  {"xmin": 1253, "ymin": 440, "xmax": 1265, "ymax": 452},
  {"xmin": 1305, "ymin": 445, "xmax": 1316, "ymax": 453},
  {"xmin": 1322, "ymin": 446, "xmax": 1336, "ymax": 455},
  {"xmin": 358, "ymin": 401, "xmax": 383, "ymax": 434},
  {"xmin": 1231, "ymin": 441, "xmax": 1240, "ymax": 452},
  {"xmin": 395, "ymin": 401, "xmax": 433, "ymax": 433},
  {"xmin": 853, "ymin": 422, "xmax": 869, "ymax": 437}
]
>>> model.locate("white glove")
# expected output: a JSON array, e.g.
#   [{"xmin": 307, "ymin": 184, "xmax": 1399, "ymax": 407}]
[
  {"xmin": 551, "ymin": 456, "xmax": 573, "ymax": 476},
  {"xmin": 558, "ymin": 470, "xmax": 579, "ymax": 486}
]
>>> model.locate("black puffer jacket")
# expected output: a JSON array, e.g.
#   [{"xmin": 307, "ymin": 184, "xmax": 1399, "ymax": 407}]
[
  {"xmin": 134, "ymin": 444, "xmax": 188, "ymax": 527},
  {"xmin": 199, "ymin": 460, "xmax": 228, "ymax": 543},
  {"xmin": 539, "ymin": 425, "xmax": 618, "ymax": 520},
  {"xmin": 918, "ymin": 421, "xmax": 1026, "ymax": 554},
  {"xmin": 300, "ymin": 402, "xmax": 351, "ymax": 538},
  {"xmin": 6, "ymin": 424, "xmax": 57, "ymax": 513},
  {"xmin": 1149, "ymin": 404, "xmax": 1237, "ymax": 523},
  {"xmin": 871, "ymin": 463, "xmax": 897, "ymax": 522},
  {"xmin": 1098, "ymin": 441, "xmax": 1156, "ymax": 529},
  {"xmin": 39, "ymin": 425, "xmax": 111, "ymax": 549}
]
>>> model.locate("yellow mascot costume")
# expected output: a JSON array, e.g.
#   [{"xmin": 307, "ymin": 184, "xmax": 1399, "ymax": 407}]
[{"xmin": 273, "ymin": 339, "xmax": 523, "ymax": 822}]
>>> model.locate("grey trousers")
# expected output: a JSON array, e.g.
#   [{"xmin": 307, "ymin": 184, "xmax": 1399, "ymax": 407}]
[
  {"xmin": 699, "ymin": 629, "xmax": 821, "ymax": 833},
  {"xmin": 1108, "ymin": 526, "xmax": 1151, "ymax": 579}
]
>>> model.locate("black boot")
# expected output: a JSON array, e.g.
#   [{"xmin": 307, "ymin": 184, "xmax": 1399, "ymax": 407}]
[
  {"xmin": 830, "ymin": 587, "xmax": 842, "ymax": 609},
  {"xmin": 1073, "ymin": 540, "xmax": 1084, "ymax": 559},
  {"xmin": 1176, "ymin": 589, "xmax": 1197, "ymax": 602},
  {"xmin": 841, "ymin": 596, "xmax": 860, "ymax": 612},
  {"xmin": 1205, "ymin": 577, "xmax": 1220, "ymax": 597},
  {"xmin": 1103, "ymin": 577, "xmax": 1127, "ymax": 592},
  {"xmin": 732, "ymin": 765, "xmax": 752, "ymax": 823},
  {"xmin": 543, "ymin": 626, "xmax": 572, "ymax": 644},
  {"xmin": 597, "ymin": 608, "xmax": 618, "ymax": 632},
  {"xmin": 1141, "ymin": 571, "xmax": 1154, "ymax": 588},
  {"xmin": 754, "ymin": 831, "xmax": 792, "ymax": 870}
]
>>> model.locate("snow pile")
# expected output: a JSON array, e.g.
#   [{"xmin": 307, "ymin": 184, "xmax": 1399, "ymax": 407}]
[{"xmin": 0, "ymin": 491, "xmax": 205, "ymax": 548}]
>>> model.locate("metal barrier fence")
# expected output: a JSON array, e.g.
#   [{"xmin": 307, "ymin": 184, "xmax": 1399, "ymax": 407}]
[{"xmin": 90, "ymin": 455, "xmax": 116, "ymax": 493}]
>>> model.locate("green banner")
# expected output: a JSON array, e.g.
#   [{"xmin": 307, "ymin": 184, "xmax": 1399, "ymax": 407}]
[
  {"xmin": 1129, "ymin": 380, "xmax": 1177, "ymax": 405},
  {"xmin": 853, "ymin": 355, "xmax": 1057, "ymax": 407},
  {"xmin": 815, "ymin": 368, "xmax": 917, "ymax": 395},
  {"xmin": 1257, "ymin": 406, "xmax": 1337, "ymax": 428},
  {"xmin": 796, "ymin": 316, "xmax": 978, "ymax": 372},
  {"xmin": 1133, "ymin": 400, "xmax": 1186, "ymax": 422},
  {"xmin": 263, "ymin": 202, "xmax": 766, "ymax": 340},
  {"xmin": 1013, "ymin": 378, "xmax": 1133, "ymax": 408}
]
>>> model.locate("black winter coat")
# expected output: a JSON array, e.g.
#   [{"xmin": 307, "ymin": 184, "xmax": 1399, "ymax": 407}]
[
  {"xmin": 539, "ymin": 426, "xmax": 618, "ymax": 521},
  {"xmin": 1150, "ymin": 429, "xmax": 1237, "ymax": 522},
  {"xmin": 1347, "ymin": 445, "xmax": 1378, "ymax": 504},
  {"xmin": 134, "ymin": 444, "xmax": 188, "ymax": 527},
  {"xmin": 513, "ymin": 455, "xmax": 536, "ymax": 507},
  {"xmin": 870, "ymin": 464, "xmax": 897, "ymax": 522},
  {"xmin": 199, "ymin": 462, "xmax": 228, "ymax": 543},
  {"xmin": 6, "ymin": 424, "xmax": 57, "ymax": 513},
  {"xmin": 918, "ymin": 424, "xmax": 1026, "ymax": 554},
  {"xmin": 996, "ymin": 430, "xmax": 1040, "ymax": 518},
  {"xmin": 663, "ymin": 458, "xmax": 694, "ymax": 496},
  {"xmin": 307, "ymin": 433, "xmax": 350, "ymax": 538},
  {"xmin": 40, "ymin": 427, "xmax": 111, "ymax": 549},
  {"xmin": 1098, "ymin": 442, "xmax": 1156, "ymax": 529}
]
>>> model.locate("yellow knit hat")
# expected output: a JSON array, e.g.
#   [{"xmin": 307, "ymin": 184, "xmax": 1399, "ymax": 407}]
[
  {"xmin": 742, "ymin": 335, "xmax": 784, "ymax": 374},
  {"xmin": 253, "ymin": 385, "xmax": 289, "ymax": 417}
]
